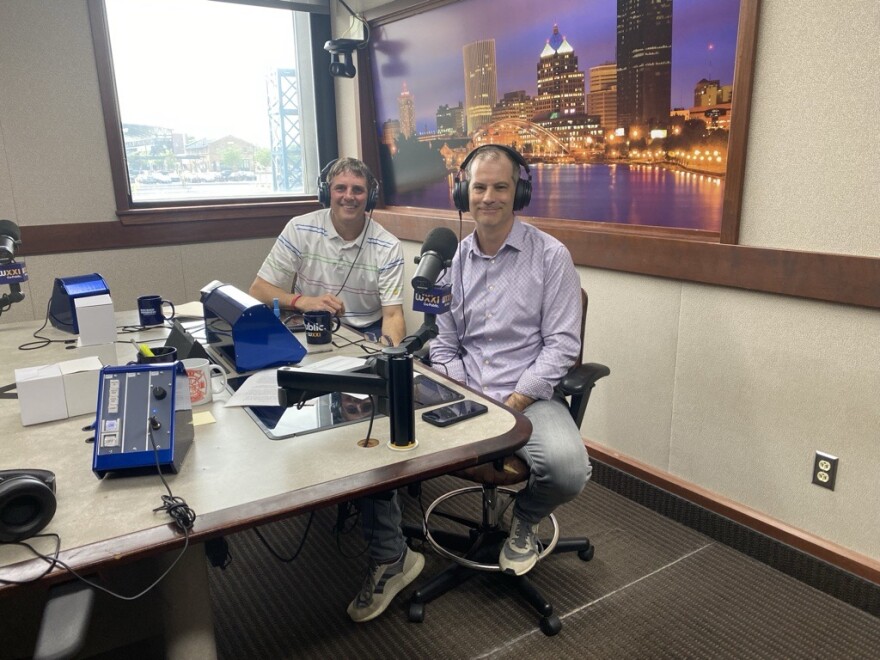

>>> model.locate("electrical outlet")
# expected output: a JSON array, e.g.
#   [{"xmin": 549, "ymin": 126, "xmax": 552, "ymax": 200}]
[{"xmin": 811, "ymin": 451, "xmax": 839, "ymax": 490}]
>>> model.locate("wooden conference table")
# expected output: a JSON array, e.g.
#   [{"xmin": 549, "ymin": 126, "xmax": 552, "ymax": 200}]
[{"xmin": 0, "ymin": 311, "xmax": 530, "ymax": 658}]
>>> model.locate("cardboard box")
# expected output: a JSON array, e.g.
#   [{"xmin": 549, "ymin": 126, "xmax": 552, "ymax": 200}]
[
  {"xmin": 74, "ymin": 294, "xmax": 116, "ymax": 346},
  {"xmin": 14, "ymin": 363, "xmax": 67, "ymax": 426},
  {"xmin": 76, "ymin": 339, "xmax": 119, "ymax": 366},
  {"xmin": 59, "ymin": 356, "xmax": 104, "ymax": 418}
]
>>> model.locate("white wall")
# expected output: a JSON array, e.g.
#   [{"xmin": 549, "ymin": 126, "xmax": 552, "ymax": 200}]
[{"xmin": 1, "ymin": 1, "xmax": 878, "ymax": 559}]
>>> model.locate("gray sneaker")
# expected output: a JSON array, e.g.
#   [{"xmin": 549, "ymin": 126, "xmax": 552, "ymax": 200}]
[
  {"xmin": 499, "ymin": 515, "xmax": 539, "ymax": 576},
  {"xmin": 347, "ymin": 548, "xmax": 425, "ymax": 623}
]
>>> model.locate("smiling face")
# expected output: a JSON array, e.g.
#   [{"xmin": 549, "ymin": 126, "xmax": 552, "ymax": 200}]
[
  {"xmin": 328, "ymin": 170, "xmax": 369, "ymax": 236},
  {"xmin": 467, "ymin": 153, "xmax": 518, "ymax": 236}
]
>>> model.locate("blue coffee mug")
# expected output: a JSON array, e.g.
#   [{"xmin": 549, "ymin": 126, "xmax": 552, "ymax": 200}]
[
  {"xmin": 138, "ymin": 295, "xmax": 175, "ymax": 327},
  {"xmin": 303, "ymin": 310, "xmax": 341, "ymax": 345}
]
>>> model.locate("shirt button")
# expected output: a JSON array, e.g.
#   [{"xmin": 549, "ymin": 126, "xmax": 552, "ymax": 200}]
[
  {"xmin": 483, "ymin": 359, "xmax": 489, "ymax": 364},
  {"xmin": 488, "ymin": 285, "xmax": 494, "ymax": 291}
]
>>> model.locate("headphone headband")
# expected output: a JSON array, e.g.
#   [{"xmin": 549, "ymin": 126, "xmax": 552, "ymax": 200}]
[{"xmin": 453, "ymin": 144, "xmax": 532, "ymax": 213}]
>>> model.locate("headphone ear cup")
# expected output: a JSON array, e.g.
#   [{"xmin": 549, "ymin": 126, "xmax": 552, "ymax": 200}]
[
  {"xmin": 365, "ymin": 182, "xmax": 379, "ymax": 213},
  {"xmin": 0, "ymin": 474, "xmax": 57, "ymax": 543},
  {"xmin": 453, "ymin": 177, "xmax": 469, "ymax": 212},
  {"xmin": 513, "ymin": 178, "xmax": 532, "ymax": 212},
  {"xmin": 317, "ymin": 180, "xmax": 330, "ymax": 208}
]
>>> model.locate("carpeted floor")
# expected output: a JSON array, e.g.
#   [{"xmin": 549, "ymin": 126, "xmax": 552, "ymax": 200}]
[{"xmin": 207, "ymin": 476, "xmax": 880, "ymax": 659}]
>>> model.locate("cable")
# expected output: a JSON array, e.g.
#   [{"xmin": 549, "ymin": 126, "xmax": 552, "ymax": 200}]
[
  {"xmin": 337, "ymin": 0, "xmax": 370, "ymax": 46},
  {"xmin": 0, "ymin": 423, "xmax": 196, "ymax": 600},
  {"xmin": 17, "ymin": 299, "xmax": 77, "ymax": 351},
  {"xmin": 253, "ymin": 511, "xmax": 315, "ymax": 563}
]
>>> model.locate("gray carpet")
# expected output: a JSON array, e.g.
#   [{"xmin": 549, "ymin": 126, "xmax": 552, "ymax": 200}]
[{"xmin": 207, "ymin": 476, "xmax": 880, "ymax": 659}]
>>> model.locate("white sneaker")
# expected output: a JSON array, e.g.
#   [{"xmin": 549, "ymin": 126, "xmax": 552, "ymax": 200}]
[
  {"xmin": 347, "ymin": 548, "xmax": 425, "ymax": 623},
  {"xmin": 499, "ymin": 515, "xmax": 539, "ymax": 576}
]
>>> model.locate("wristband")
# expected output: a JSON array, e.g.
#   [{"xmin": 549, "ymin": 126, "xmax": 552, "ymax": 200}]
[{"xmin": 290, "ymin": 294, "xmax": 303, "ymax": 311}]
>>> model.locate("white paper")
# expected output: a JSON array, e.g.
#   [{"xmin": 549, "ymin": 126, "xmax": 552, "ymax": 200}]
[{"xmin": 224, "ymin": 369, "xmax": 299, "ymax": 407}]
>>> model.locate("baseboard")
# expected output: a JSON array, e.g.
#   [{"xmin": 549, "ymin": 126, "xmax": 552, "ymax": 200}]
[{"xmin": 586, "ymin": 441, "xmax": 880, "ymax": 617}]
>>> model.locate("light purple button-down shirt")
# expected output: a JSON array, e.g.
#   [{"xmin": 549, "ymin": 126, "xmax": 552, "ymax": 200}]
[{"xmin": 430, "ymin": 219, "xmax": 582, "ymax": 404}]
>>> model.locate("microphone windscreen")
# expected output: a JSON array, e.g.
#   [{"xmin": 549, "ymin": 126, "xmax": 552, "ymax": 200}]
[
  {"xmin": 421, "ymin": 227, "xmax": 458, "ymax": 261},
  {"xmin": 0, "ymin": 219, "xmax": 21, "ymax": 241}
]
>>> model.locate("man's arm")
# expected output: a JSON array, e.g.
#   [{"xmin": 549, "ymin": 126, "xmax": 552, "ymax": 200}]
[
  {"xmin": 249, "ymin": 276, "xmax": 345, "ymax": 316},
  {"xmin": 511, "ymin": 247, "xmax": 582, "ymax": 404},
  {"xmin": 380, "ymin": 305, "xmax": 406, "ymax": 346}
]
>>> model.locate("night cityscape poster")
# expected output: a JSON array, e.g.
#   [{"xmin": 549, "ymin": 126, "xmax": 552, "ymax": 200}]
[{"xmin": 369, "ymin": 0, "xmax": 742, "ymax": 232}]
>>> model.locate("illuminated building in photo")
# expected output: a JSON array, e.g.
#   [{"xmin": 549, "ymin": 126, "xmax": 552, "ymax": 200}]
[
  {"xmin": 462, "ymin": 39, "xmax": 498, "ymax": 134},
  {"xmin": 535, "ymin": 24, "xmax": 586, "ymax": 118},
  {"xmin": 398, "ymin": 82, "xmax": 416, "ymax": 138},
  {"xmin": 588, "ymin": 62, "xmax": 618, "ymax": 131},
  {"xmin": 616, "ymin": 0, "xmax": 673, "ymax": 129},
  {"xmin": 436, "ymin": 102, "xmax": 465, "ymax": 136}
]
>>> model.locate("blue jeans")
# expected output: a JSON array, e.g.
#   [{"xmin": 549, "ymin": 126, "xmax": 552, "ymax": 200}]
[
  {"xmin": 512, "ymin": 396, "xmax": 592, "ymax": 524},
  {"xmin": 359, "ymin": 395, "xmax": 591, "ymax": 561}
]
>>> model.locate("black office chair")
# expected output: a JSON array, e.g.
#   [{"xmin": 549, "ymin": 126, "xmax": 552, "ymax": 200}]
[{"xmin": 405, "ymin": 289, "xmax": 610, "ymax": 636}]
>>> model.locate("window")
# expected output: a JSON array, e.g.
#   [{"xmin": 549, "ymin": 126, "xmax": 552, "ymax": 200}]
[{"xmin": 90, "ymin": 0, "xmax": 334, "ymax": 225}]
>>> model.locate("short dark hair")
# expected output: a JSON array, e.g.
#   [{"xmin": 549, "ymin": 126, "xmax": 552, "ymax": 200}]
[{"xmin": 327, "ymin": 157, "xmax": 377, "ymax": 191}]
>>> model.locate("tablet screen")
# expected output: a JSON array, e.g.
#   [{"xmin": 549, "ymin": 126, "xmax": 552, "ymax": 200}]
[{"xmin": 228, "ymin": 372, "xmax": 463, "ymax": 440}]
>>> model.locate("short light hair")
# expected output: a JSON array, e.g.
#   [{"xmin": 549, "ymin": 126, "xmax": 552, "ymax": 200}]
[
  {"xmin": 466, "ymin": 145, "xmax": 520, "ymax": 184},
  {"xmin": 326, "ymin": 157, "xmax": 377, "ymax": 191}
]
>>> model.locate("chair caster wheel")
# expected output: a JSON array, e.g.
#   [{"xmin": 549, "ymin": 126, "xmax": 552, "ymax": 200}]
[
  {"xmin": 540, "ymin": 614, "xmax": 562, "ymax": 636},
  {"xmin": 408, "ymin": 602, "xmax": 425, "ymax": 623},
  {"xmin": 578, "ymin": 545, "xmax": 594, "ymax": 561}
]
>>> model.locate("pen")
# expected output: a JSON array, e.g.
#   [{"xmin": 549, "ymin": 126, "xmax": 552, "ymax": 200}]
[{"xmin": 273, "ymin": 297, "xmax": 280, "ymax": 319}]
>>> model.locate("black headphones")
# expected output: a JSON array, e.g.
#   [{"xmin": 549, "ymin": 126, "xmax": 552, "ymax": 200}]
[
  {"xmin": 0, "ymin": 469, "xmax": 57, "ymax": 543},
  {"xmin": 453, "ymin": 144, "xmax": 532, "ymax": 213},
  {"xmin": 317, "ymin": 159, "xmax": 380, "ymax": 212}
]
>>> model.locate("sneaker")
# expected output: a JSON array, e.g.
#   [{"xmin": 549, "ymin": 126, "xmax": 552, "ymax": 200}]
[
  {"xmin": 499, "ymin": 515, "xmax": 539, "ymax": 576},
  {"xmin": 347, "ymin": 548, "xmax": 425, "ymax": 623}
]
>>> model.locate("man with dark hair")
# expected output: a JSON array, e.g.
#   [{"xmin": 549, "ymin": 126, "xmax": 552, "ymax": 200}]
[
  {"xmin": 250, "ymin": 157, "xmax": 406, "ymax": 345},
  {"xmin": 431, "ymin": 145, "xmax": 591, "ymax": 575}
]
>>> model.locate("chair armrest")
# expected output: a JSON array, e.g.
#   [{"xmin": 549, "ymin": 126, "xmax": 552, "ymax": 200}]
[{"xmin": 557, "ymin": 362, "xmax": 610, "ymax": 396}]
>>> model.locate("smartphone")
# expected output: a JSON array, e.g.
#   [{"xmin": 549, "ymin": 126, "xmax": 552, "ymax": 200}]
[{"xmin": 421, "ymin": 400, "xmax": 489, "ymax": 427}]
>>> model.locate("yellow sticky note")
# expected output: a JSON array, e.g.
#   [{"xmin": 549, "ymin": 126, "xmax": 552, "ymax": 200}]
[{"xmin": 192, "ymin": 411, "xmax": 216, "ymax": 426}]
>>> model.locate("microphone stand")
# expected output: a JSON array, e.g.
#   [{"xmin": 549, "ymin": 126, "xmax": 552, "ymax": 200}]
[
  {"xmin": 0, "ymin": 282, "xmax": 24, "ymax": 313},
  {"xmin": 276, "ymin": 311, "xmax": 443, "ymax": 450},
  {"xmin": 277, "ymin": 350, "xmax": 415, "ymax": 449}
]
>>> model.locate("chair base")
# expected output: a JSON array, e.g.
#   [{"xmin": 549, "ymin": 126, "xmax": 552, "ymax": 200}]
[{"xmin": 402, "ymin": 486, "xmax": 594, "ymax": 636}]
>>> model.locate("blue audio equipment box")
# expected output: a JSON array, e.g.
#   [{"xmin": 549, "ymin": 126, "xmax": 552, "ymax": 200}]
[
  {"xmin": 49, "ymin": 273, "xmax": 109, "ymax": 334},
  {"xmin": 92, "ymin": 362, "xmax": 194, "ymax": 478},
  {"xmin": 200, "ymin": 281, "xmax": 307, "ymax": 372}
]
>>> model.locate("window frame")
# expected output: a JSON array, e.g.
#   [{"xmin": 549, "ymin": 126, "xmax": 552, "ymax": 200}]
[{"xmin": 87, "ymin": 0, "xmax": 336, "ymax": 230}]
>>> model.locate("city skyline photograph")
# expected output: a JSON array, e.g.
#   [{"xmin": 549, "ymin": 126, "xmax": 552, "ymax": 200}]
[{"xmin": 369, "ymin": 0, "xmax": 744, "ymax": 232}]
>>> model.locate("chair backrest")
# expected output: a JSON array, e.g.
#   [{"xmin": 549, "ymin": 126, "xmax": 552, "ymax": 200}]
[
  {"xmin": 558, "ymin": 287, "xmax": 610, "ymax": 427},
  {"xmin": 574, "ymin": 288, "xmax": 588, "ymax": 369}
]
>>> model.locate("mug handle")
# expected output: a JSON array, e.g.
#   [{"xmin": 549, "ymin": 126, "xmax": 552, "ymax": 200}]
[
  {"xmin": 208, "ymin": 365, "xmax": 227, "ymax": 393},
  {"xmin": 161, "ymin": 300, "xmax": 176, "ymax": 320},
  {"xmin": 330, "ymin": 316, "xmax": 341, "ymax": 333}
]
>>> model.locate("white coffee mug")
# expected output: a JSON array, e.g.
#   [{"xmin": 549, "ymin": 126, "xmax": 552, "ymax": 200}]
[{"xmin": 181, "ymin": 358, "xmax": 226, "ymax": 406}]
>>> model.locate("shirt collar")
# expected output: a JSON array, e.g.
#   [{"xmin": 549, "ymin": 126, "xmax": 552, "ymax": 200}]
[{"xmin": 467, "ymin": 217, "xmax": 525, "ymax": 257}]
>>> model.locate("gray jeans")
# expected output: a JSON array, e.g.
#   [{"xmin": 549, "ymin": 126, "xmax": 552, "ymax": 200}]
[{"xmin": 360, "ymin": 396, "xmax": 592, "ymax": 562}]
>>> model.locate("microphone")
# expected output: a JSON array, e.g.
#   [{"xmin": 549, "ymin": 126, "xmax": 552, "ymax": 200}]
[
  {"xmin": 0, "ymin": 219, "xmax": 21, "ymax": 265},
  {"xmin": 0, "ymin": 219, "xmax": 26, "ymax": 311},
  {"xmin": 412, "ymin": 227, "xmax": 458, "ymax": 292}
]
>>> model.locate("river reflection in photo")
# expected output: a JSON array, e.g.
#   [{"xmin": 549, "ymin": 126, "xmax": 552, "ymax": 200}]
[{"xmin": 391, "ymin": 163, "xmax": 724, "ymax": 232}]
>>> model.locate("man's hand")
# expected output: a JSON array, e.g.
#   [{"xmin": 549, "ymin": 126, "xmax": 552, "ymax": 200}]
[
  {"xmin": 504, "ymin": 392, "xmax": 534, "ymax": 412},
  {"xmin": 297, "ymin": 293, "xmax": 345, "ymax": 317}
]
